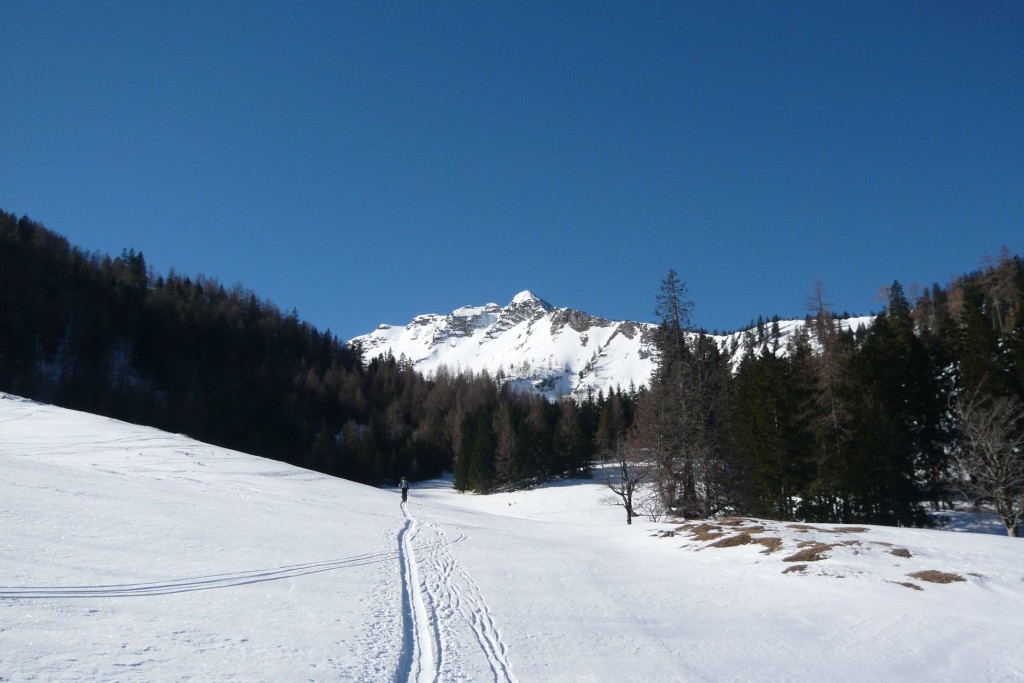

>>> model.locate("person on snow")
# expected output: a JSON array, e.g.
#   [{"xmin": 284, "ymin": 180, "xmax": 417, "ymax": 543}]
[{"xmin": 399, "ymin": 476, "xmax": 409, "ymax": 503}]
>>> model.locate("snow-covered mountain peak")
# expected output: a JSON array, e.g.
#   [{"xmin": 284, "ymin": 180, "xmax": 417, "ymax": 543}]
[
  {"xmin": 351, "ymin": 294, "xmax": 876, "ymax": 401},
  {"xmin": 351, "ymin": 293, "xmax": 658, "ymax": 400},
  {"xmin": 510, "ymin": 290, "xmax": 552, "ymax": 309}
]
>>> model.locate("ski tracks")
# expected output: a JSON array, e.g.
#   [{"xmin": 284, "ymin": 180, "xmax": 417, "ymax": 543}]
[
  {"xmin": 397, "ymin": 501, "xmax": 517, "ymax": 683},
  {"xmin": 397, "ymin": 504, "xmax": 436, "ymax": 683}
]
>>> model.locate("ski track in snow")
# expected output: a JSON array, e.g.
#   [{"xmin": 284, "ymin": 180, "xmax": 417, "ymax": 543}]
[
  {"xmin": 397, "ymin": 502, "xmax": 438, "ymax": 683},
  {"xmin": 0, "ymin": 554, "xmax": 399, "ymax": 599},
  {"xmin": 396, "ymin": 501, "xmax": 517, "ymax": 683}
]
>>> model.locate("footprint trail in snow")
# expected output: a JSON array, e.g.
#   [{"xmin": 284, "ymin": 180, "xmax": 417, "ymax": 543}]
[{"xmin": 397, "ymin": 501, "xmax": 517, "ymax": 683}]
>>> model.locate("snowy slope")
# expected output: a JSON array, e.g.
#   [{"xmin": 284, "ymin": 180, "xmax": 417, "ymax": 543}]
[
  {"xmin": 3, "ymin": 393, "xmax": 1023, "ymax": 682},
  {"xmin": 349, "ymin": 291, "xmax": 873, "ymax": 400}
]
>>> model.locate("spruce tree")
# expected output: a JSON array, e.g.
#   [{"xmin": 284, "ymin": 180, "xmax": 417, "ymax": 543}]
[
  {"xmin": 843, "ymin": 282, "xmax": 938, "ymax": 525},
  {"xmin": 730, "ymin": 346, "xmax": 811, "ymax": 519},
  {"xmin": 634, "ymin": 270, "xmax": 731, "ymax": 518}
]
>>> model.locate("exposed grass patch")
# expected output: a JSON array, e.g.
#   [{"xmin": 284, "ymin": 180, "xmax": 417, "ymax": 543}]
[
  {"xmin": 908, "ymin": 570, "xmax": 966, "ymax": 584},
  {"xmin": 890, "ymin": 581, "xmax": 924, "ymax": 591},
  {"xmin": 709, "ymin": 532, "xmax": 753, "ymax": 548},
  {"xmin": 673, "ymin": 517, "xmax": 974, "ymax": 590},
  {"xmin": 753, "ymin": 536, "xmax": 783, "ymax": 554},
  {"xmin": 683, "ymin": 523, "xmax": 728, "ymax": 542},
  {"xmin": 717, "ymin": 517, "xmax": 756, "ymax": 527},
  {"xmin": 783, "ymin": 543, "xmax": 833, "ymax": 563}
]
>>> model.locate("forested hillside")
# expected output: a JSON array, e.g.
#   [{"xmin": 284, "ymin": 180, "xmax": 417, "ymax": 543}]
[
  {"xmin": 626, "ymin": 262, "xmax": 1024, "ymax": 533},
  {"xmin": 2, "ymin": 211, "xmax": 1021, "ymax": 532},
  {"xmin": 0, "ymin": 212, "xmax": 608, "ymax": 487}
]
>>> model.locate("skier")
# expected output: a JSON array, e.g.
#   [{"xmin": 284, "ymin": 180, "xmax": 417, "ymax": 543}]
[{"xmin": 399, "ymin": 476, "xmax": 409, "ymax": 503}]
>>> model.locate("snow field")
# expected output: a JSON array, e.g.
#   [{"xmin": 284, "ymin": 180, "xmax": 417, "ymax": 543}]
[{"xmin": 2, "ymin": 393, "xmax": 1023, "ymax": 682}]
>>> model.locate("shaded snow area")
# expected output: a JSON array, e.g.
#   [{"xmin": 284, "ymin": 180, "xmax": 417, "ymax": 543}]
[{"xmin": 3, "ymin": 394, "xmax": 1023, "ymax": 682}]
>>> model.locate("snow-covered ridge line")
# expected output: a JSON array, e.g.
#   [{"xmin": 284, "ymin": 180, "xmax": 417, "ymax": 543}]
[
  {"xmin": 350, "ymin": 291, "xmax": 873, "ymax": 400},
  {"xmin": 351, "ymin": 291, "xmax": 658, "ymax": 400}
]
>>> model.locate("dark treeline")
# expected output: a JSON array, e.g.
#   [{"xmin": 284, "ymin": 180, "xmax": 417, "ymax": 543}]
[
  {"xmin": 625, "ymin": 257, "xmax": 1024, "ymax": 531},
  {"xmin": 0, "ymin": 211, "xmax": 629, "ymax": 490},
  {"xmin": 3, "ymin": 211, "xmax": 1021, "ymax": 530}
]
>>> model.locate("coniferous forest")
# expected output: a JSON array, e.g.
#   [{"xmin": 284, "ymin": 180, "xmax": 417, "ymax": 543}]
[
  {"xmin": 0, "ymin": 211, "xmax": 599, "ymax": 489},
  {"xmin": 2, "ymin": 211, "xmax": 1022, "ymax": 532}
]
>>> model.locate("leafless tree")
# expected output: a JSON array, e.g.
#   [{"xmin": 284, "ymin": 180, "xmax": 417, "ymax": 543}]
[
  {"xmin": 805, "ymin": 280, "xmax": 850, "ymax": 438},
  {"xmin": 978, "ymin": 247, "xmax": 1018, "ymax": 332},
  {"xmin": 952, "ymin": 392, "xmax": 1024, "ymax": 537},
  {"xmin": 799, "ymin": 281, "xmax": 855, "ymax": 520},
  {"xmin": 604, "ymin": 441, "xmax": 653, "ymax": 526}
]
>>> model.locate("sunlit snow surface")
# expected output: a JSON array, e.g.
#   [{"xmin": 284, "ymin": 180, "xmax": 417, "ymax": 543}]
[{"xmin": 2, "ymin": 393, "xmax": 1023, "ymax": 682}]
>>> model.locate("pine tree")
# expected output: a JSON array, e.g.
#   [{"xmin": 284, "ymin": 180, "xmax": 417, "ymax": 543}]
[
  {"xmin": 595, "ymin": 389, "xmax": 628, "ymax": 464},
  {"xmin": 554, "ymin": 398, "xmax": 588, "ymax": 477},
  {"xmin": 843, "ymin": 282, "xmax": 939, "ymax": 525},
  {"xmin": 636, "ymin": 270, "xmax": 694, "ymax": 514},
  {"xmin": 730, "ymin": 345, "xmax": 812, "ymax": 519},
  {"xmin": 958, "ymin": 292, "xmax": 1006, "ymax": 396},
  {"xmin": 634, "ymin": 270, "xmax": 730, "ymax": 518},
  {"xmin": 492, "ymin": 398, "xmax": 519, "ymax": 487}
]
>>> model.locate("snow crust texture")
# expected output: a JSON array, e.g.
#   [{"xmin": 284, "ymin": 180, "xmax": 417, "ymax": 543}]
[{"xmin": 3, "ymin": 393, "xmax": 1024, "ymax": 682}]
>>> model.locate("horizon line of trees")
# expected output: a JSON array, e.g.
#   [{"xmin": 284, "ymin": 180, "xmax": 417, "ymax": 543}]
[{"xmin": 2, "ymin": 211, "xmax": 1021, "ymax": 533}]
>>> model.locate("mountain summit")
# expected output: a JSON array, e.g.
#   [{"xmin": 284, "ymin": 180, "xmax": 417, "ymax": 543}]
[
  {"xmin": 510, "ymin": 290, "xmax": 552, "ymax": 308},
  {"xmin": 350, "ymin": 293, "xmax": 875, "ymax": 400},
  {"xmin": 350, "ymin": 292, "xmax": 658, "ymax": 400}
]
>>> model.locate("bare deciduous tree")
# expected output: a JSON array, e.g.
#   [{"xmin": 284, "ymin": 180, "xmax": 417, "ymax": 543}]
[
  {"xmin": 604, "ymin": 440, "xmax": 652, "ymax": 526},
  {"xmin": 952, "ymin": 392, "xmax": 1024, "ymax": 537}
]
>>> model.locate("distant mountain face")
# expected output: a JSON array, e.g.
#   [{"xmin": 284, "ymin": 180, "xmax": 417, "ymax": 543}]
[
  {"xmin": 349, "ymin": 291, "xmax": 657, "ymax": 400},
  {"xmin": 349, "ymin": 291, "xmax": 873, "ymax": 401}
]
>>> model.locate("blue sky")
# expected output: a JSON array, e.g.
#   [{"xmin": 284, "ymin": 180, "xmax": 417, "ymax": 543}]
[{"xmin": 2, "ymin": 1, "xmax": 1021, "ymax": 339}]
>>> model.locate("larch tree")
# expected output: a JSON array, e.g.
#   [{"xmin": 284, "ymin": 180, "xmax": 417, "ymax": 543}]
[{"xmin": 801, "ymin": 281, "xmax": 856, "ymax": 521}]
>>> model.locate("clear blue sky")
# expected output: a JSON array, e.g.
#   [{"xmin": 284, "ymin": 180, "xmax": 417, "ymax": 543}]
[{"xmin": 2, "ymin": 1, "xmax": 1021, "ymax": 339}]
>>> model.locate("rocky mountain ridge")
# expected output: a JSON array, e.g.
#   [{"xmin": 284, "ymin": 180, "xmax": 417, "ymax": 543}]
[{"xmin": 350, "ymin": 291, "xmax": 873, "ymax": 401}]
